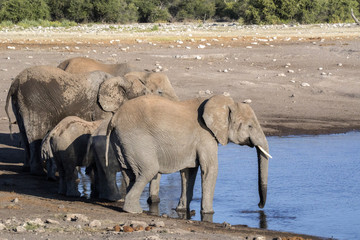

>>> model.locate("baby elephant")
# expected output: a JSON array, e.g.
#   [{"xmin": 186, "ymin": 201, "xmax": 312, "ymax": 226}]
[{"xmin": 41, "ymin": 116, "xmax": 102, "ymax": 197}]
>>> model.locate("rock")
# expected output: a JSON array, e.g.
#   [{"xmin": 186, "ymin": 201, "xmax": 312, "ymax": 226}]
[
  {"xmin": 89, "ymin": 220, "xmax": 101, "ymax": 228},
  {"xmin": 338, "ymin": 63, "xmax": 343, "ymax": 67},
  {"xmin": 154, "ymin": 221, "xmax": 165, "ymax": 228},
  {"xmin": 145, "ymin": 226, "xmax": 153, "ymax": 231},
  {"xmin": 198, "ymin": 44, "xmax": 206, "ymax": 49},
  {"xmin": 243, "ymin": 99, "xmax": 252, "ymax": 104},
  {"xmin": 195, "ymin": 56, "xmax": 202, "ymax": 60},
  {"xmin": 114, "ymin": 225, "xmax": 121, "ymax": 232},
  {"xmin": 223, "ymin": 92, "xmax": 230, "ymax": 97},
  {"xmin": 253, "ymin": 236, "xmax": 265, "ymax": 240},
  {"xmin": 65, "ymin": 213, "xmax": 89, "ymax": 222},
  {"xmin": 301, "ymin": 82, "xmax": 310, "ymax": 87},
  {"xmin": 127, "ymin": 220, "xmax": 147, "ymax": 228},
  {"xmin": 277, "ymin": 73, "xmax": 286, "ymax": 77},
  {"xmin": 145, "ymin": 235, "xmax": 161, "ymax": 240},
  {"xmin": 222, "ymin": 221, "xmax": 231, "ymax": 228},
  {"xmin": 28, "ymin": 218, "xmax": 45, "ymax": 227},
  {"xmin": 205, "ymin": 89, "xmax": 213, "ymax": 95},
  {"xmin": 134, "ymin": 225, "xmax": 144, "ymax": 231},
  {"xmin": 287, "ymin": 69, "xmax": 295, "ymax": 73},
  {"xmin": 0, "ymin": 223, "xmax": 6, "ymax": 230},
  {"xmin": 15, "ymin": 226, "xmax": 26, "ymax": 232},
  {"xmin": 123, "ymin": 226, "xmax": 134, "ymax": 232},
  {"xmin": 11, "ymin": 198, "xmax": 19, "ymax": 203},
  {"xmin": 45, "ymin": 219, "xmax": 59, "ymax": 225}
]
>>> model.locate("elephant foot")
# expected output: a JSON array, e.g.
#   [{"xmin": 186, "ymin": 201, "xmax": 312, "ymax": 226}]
[
  {"xmin": 123, "ymin": 200, "xmax": 143, "ymax": 214},
  {"xmin": 99, "ymin": 193, "xmax": 122, "ymax": 202},
  {"xmin": 147, "ymin": 195, "xmax": 160, "ymax": 204},
  {"xmin": 175, "ymin": 205, "xmax": 188, "ymax": 213},
  {"xmin": 66, "ymin": 189, "xmax": 81, "ymax": 198}
]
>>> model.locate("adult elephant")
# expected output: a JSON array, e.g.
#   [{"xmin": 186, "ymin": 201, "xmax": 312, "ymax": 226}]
[
  {"xmin": 58, "ymin": 57, "xmax": 178, "ymax": 101},
  {"xmin": 106, "ymin": 95, "xmax": 271, "ymax": 215},
  {"xmin": 58, "ymin": 57, "xmax": 137, "ymax": 77},
  {"xmin": 5, "ymin": 65, "xmax": 177, "ymax": 175}
]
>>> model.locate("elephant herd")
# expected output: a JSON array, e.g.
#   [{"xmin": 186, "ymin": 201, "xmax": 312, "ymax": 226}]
[{"xmin": 5, "ymin": 57, "xmax": 271, "ymax": 217}]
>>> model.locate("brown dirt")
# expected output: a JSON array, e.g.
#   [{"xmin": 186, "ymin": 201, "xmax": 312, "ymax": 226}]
[{"xmin": 1, "ymin": 23, "xmax": 359, "ymax": 239}]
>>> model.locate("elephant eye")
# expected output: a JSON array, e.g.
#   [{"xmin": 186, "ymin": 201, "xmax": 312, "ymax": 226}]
[
  {"xmin": 157, "ymin": 89, "xmax": 163, "ymax": 95},
  {"xmin": 248, "ymin": 124, "xmax": 253, "ymax": 129}
]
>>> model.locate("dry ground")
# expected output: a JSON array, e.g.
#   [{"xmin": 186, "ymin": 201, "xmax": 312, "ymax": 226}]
[{"xmin": 0, "ymin": 23, "xmax": 359, "ymax": 239}]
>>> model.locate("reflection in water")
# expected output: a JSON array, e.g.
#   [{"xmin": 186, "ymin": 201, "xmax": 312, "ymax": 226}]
[{"xmin": 77, "ymin": 132, "xmax": 360, "ymax": 240}]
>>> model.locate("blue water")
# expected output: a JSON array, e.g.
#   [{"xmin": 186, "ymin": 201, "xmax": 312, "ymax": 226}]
[
  {"xmin": 139, "ymin": 132, "xmax": 360, "ymax": 240},
  {"xmin": 79, "ymin": 132, "xmax": 360, "ymax": 239}
]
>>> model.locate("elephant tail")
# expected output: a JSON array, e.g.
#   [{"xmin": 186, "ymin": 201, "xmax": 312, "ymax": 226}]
[
  {"xmin": 41, "ymin": 131, "xmax": 57, "ymax": 180},
  {"xmin": 105, "ymin": 116, "xmax": 114, "ymax": 168},
  {"xmin": 5, "ymin": 78, "xmax": 19, "ymax": 140}
]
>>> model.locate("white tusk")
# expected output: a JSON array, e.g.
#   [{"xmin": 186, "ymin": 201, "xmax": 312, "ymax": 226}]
[{"xmin": 257, "ymin": 146, "xmax": 272, "ymax": 159}]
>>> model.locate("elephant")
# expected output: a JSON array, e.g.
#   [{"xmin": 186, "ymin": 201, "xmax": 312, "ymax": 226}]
[
  {"xmin": 105, "ymin": 95, "xmax": 271, "ymax": 216},
  {"xmin": 85, "ymin": 118, "xmax": 161, "ymax": 202},
  {"xmin": 58, "ymin": 57, "xmax": 178, "ymax": 101},
  {"xmin": 41, "ymin": 116, "xmax": 102, "ymax": 197},
  {"xmin": 5, "ymin": 65, "xmax": 177, "ymax": 175},
  {"xmin": 58, "ymin": 57, "xmax": 138, "ymax": 77}
]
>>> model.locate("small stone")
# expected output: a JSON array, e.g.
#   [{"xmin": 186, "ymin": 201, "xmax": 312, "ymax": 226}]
[
  {"xmin": 123, "ymin": 226, "xmax": 134, "ymax": 232},
  {"xmin": 0, "ymin": 223, "xmax": 6, "ymax": 230},
  {"xmin": 134, "ymin": 225, "xmax": 144, "ymax": 231},
  {"xmin": 114, "ymin": 225, "xmax": 121, "ymax": 232},
  {"xmin": 65, "ymin": 213, "xmax": 89, "ymax": 222},
  {"xmin": 7, "ymin": 46, "xmax": 16, "ymax": 50},
  {"xmin": 128, "ymin": 220, "xmax": 147, "ymax": 228},
  {"xmin": 11, "ymin": 198, "xmax": 19, "ymax": 203},
  {"xmin": 154, "ymin": 221, "xmax": 165, "ymax": 228},
  {"xmin": 253, "ymin": 236, "xmax": 265, "ymax": 240},
  {"xmin": 222, "ymin": 221, "xmax": 231, "ymax": 228},
  {"xmin": 301, "ymin": 82, "xmax": 310, "ymax": 87},
  {"xmin": 28, "ymin": 218, "xmax": 44, "ymax": 227},
  {"xmin": 318, "ymin": 67, "xmax": 323, "ymax": 70},
  {"xmin": 287, "ymin": 69, "xmax": 295, "ymax": 73},
  {"xmin": 277, "ymin": 73, "xmax": 286, "ymax": 77},
  {"xmin": 205, "ymin": 89, "xmax": 213, "ymax": 95},
  {"xmin": 243, "ymin": 99, "xmax": 252, "ymax": 104},
  {"xmin": 195, "ymin": 56, "xmax": 202, "ymax": 60},
  {"xmin": 15, "ymin": 226, "xmax": 26, "ymax": 232},
  {"xmin": 89, "ymin": 220, "xmax": 101, "ymax": 228},
  {"xmin": 145, "ymin": 226, "xmax": 153, "ymax": 231},
  {"xmin": 198, "ymin": 44, "xmax": 206, "ymax": 49},
  {"xmin": 337, "ymin": 63, "xmax": 343, "ymax": 67},
  {"xmin": 223, "ymin": 92, "xmax": 230, "ymax": 97},
  {"xmin": 136, "ymin": 58, "xmax": 141, "ymax": 61},
  {"xmin": 45, "ymin": 219, "xmax": 59, "ymax": 225},
  {"xmin": 246, "ymin": 46, "xmax": 253, "ymax": 49}
]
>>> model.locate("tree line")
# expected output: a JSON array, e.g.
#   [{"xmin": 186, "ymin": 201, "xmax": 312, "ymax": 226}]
[{"xmin": 0, "ymin": 0, "xmax": 359, "ymax": 25}]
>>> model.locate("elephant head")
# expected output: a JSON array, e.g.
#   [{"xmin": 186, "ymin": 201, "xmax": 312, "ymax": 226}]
[
  {"xmin": 202, "ymin": 95, "xmax": 271, "ymax": 208},
  {"xmin": 97, "ymin": 76, "xmax": 149, "ymax": 112},
  {"xmin": 124, "ymin": 72, "xmax": 179, "ymax": 101}
]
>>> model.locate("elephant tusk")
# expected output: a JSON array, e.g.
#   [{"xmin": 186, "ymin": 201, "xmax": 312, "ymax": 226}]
[{"xmin": 257, "ymin": 146, "xmax": 272, "ymax": 159}]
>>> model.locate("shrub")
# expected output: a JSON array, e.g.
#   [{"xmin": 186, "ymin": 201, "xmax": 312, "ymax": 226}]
[{"xmin": 0, "ymin": 0, "xmax": 50, "ymax": 23}]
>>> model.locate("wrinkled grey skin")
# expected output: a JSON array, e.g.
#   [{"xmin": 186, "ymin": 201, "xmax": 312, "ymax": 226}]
[
  {"xmin": 5, "ymin": 65, "xmax": 177, "ymax": 175},
  {"xmin": 41, "ymin": 116, "xmax": 102, "ymax": 197},
  {"xmin": 58, "ymin": 57, "xmax": 138, "ymax": 77},
  {"xmin": 106, "ymin": 95, "xmax": 270, "ymax": 216},
  {"xmin": 85, "ymin": 118, "xmax": 161, "ymax": 202}
]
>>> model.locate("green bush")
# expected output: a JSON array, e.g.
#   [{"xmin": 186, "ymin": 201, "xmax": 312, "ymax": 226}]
[
  {"xmin": 175, "ymin": 0, "xmax": 216, "ymax": 21},
  {"xmin": 0, "ymin": 0, "xmax": 50, "ymax": 23},
  {"xmin": 67, "ymin": 0, "xmax": 93, "ymax": 23}
]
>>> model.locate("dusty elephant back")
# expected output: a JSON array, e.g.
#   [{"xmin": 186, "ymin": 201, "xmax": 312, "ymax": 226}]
[
  {"xmin": 15, "ymin": 66, "xmax": 110, "ymax": 139},
  {"xmin": 58, "ymin": 57, "xmax": 137, "ymax": 77}
]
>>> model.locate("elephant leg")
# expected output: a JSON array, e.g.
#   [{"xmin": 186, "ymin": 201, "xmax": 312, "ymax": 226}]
[
  {"xmin": 123, "ymin": 174, "xmax": 153, "ymax": 213},
  {"xmin": 57, "ymin": 161, "xmax": 66, "ymax": 195},
  {"xmin": 199, "ymin": 157, "xmax": 218, "ymax": 215},
  {"xmin": 121, "ymin": 168, "xmax": 135, "ymax": 194},
  {"xmin": 147, "ymin": 173, "xmax": 161, "ymax": 204},
  {"xmin": 176, "ymin": 167, "xmax": 198, "ymax": 212},
  {"xmin": 29, "ymin": 139, "xmax": 45, "ymax": 175},
  {"xmin": 65, "ymin": 164, "xmax": 81, "ymax": 197}
]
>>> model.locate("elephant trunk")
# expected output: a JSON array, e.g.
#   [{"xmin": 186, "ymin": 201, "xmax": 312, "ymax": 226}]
[{"xmin": 252, "ymin": 135, "xmax": 269, "ymax": 209}]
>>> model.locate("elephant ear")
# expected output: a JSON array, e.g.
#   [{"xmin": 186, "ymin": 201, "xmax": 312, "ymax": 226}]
[
  {"xmin": 202, "ymin": 95, "xmax": 235, "ymax": 146},
  {"xmin": 98, "ymin": 76, "xmax": 131, "ymax": 112},
  {"xmin": 123, "ymin": 72, "xmax": 149, "ymax": 98}
]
